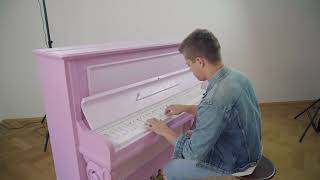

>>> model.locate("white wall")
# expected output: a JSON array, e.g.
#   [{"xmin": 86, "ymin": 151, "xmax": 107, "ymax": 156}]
[
  {"xmin": 1, "ymin": 0, "xmax": 319, "ymax": 120},
  {"xmin": 242, "ymin": 0, "xmax": 320, "ymax": 103},
  {"xmin": 0, "ymin": 0, "xmax": 46, "ymax": 120}
]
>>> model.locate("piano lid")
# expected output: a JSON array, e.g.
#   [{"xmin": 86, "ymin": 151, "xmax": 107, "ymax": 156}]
[{"xmin": 32, "ymin": 41, "xmax": 179, "ymax": 60}]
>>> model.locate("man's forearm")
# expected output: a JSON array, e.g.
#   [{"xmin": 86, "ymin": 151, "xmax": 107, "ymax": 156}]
[
  {"xmin": 183, "ymin": 105, "xmax": 197, "ymax": 117},
  {"xmin": 162, "ymin": 129, "xmax": 178, "ymax": 146}
]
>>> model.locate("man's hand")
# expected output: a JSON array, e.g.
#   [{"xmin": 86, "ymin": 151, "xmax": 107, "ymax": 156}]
[
  {"xmin": 145, "ymin": 118, "xmax": 170, "ymax": 136},
  {"xmin": 145, "ymin": 118, "xmax": 177, "ymax": 145},
  {"xmin": 186, "ymin": 130, "xmax": 193, "ymax": 138},
  {"xmin": 165, "ymin": 104, "xmax": 185, "ymax": 116}
]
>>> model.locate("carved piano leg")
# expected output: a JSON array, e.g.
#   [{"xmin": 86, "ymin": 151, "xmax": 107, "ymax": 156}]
[{"xmin": 84, "ymin": 156, "xmax": 111, "ymax": 180}]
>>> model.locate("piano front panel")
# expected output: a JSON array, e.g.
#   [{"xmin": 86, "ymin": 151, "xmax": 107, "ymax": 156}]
[{"xmin": 87, "ymin": 52, "xmax": 185, "ymax": 95}]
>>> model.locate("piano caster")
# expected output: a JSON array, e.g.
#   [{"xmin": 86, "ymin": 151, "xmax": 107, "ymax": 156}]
[{"xmin": 84, "ymin": 156, "xmax": 111, "ymax": 180}]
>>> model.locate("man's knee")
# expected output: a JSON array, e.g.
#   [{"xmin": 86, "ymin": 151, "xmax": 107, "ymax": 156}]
[
  {"xmin": 163, "ymin": 159, "xmax": 185, "ymax": 180},
  {"xmin": 164, "ymin": 160, "xmax": 178, "ymax": 180}
]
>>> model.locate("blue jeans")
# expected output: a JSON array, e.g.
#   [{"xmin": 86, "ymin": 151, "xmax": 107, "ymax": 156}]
[{"xmin": 163, "ymin": 159, "xmax": 228, "ymax": 180}]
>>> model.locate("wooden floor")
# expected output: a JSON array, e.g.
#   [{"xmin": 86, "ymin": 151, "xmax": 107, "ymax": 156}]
[{"xmin": 0, "ymin": 101, "xmax": 319, "ymax": 180}]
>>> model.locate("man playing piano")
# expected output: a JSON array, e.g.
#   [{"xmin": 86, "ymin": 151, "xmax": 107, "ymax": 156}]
[{"xmin": 146, "ymin": 29, "xmax": 262, "ymax": 180}]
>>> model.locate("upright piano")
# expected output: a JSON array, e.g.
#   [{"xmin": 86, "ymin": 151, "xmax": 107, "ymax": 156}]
[{"xmin": 33, "ymin": 42, "xmax": 205, "ymax": 180}]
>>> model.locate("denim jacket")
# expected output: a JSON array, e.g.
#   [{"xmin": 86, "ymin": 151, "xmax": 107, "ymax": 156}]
[{"xmin": 173, "ymin": 66, "xmax": 262, "ymax": 174}]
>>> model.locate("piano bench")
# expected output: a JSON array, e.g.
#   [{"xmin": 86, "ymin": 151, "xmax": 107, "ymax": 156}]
[{"xmin": 237, "ymin": 156, "xmax": 276, "ymax": 180}]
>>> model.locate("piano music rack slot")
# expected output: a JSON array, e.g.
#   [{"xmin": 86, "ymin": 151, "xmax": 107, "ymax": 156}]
[{"xmin": 135, "ymin": 83, "xmax": 179, "ymax": 101}]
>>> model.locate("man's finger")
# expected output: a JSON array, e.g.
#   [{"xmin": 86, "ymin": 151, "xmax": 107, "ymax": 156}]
[
  {"xmin": 146, "ymin": 118, "xmax": 155, "ymax": 123},
  {"xmin": 145, "ymin": 121, "xmax": 152, "ymax": 126},
  {"xmin": 165, "ymin": 109, "xmax": 172, "ymax": 116},
  {"xmin": 145, "ymin": 122, "xmax": 154, "ymax": 129},
  {"xmin": 165, "ymin": 106, "xmax": 171, "ymax": 112},
  {"xmin": 145, "ymin": 126, "xmax": 153, "ymax": 131}
]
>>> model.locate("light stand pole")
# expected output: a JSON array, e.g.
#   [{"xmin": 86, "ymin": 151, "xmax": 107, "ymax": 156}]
[{"xmin": 41, "ymin": 0, "xmax": 53, "ymax": 152}]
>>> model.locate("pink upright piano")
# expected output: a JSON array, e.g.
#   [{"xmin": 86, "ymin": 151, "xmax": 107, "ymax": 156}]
[{"xmin": 33, "ymin": 42, "xmax": 205, "ymax": 180}]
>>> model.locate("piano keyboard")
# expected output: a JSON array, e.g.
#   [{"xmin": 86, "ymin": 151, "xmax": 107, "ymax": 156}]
[{"xmin": 95, "ymin": 83, "xmax": 205, "ymax": 149}]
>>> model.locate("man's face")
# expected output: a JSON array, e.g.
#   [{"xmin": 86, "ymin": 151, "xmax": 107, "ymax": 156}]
[{"xmin": 185, "ymin": 57, "xmax": 206, "ymax": 81}]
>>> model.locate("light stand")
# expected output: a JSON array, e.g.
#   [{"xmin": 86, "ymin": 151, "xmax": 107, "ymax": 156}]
[{"xmin": 40, "ymin": 0, "xmax": 53, "ymax": 152}]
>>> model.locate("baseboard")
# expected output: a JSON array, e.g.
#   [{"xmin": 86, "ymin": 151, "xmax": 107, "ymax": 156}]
[
  {"xmin": 0, "ymin": 115, "xmax": 7, "ymax": 122},
  {"xmin": 0, "ymin": 117, "xmax": 43, "ymax": 123}
]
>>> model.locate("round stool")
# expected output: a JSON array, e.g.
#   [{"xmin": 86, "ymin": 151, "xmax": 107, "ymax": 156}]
[{"xmin": 238, "ymin": 156, "xmax": 276, "ymax": 180}]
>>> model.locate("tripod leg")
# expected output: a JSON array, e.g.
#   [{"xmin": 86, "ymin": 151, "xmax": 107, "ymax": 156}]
[
  {"xmin": 317, "ymin": 116, "xmax": 320, "ymax": 131},
  {"xmin": 299, "ymin": 120, "xmax": 313, "ymax": 143},
  {"xmin": 41, "ymin": 114, "xmax": 46, "ymax": 124},
  {"xmin": 44, "ymin": 131, "xmax": 50, "ymax": 152},
  {"xmin": 294, "ymin": 98, "xmax": 320, "ymax": 119},
  {"xmin": 316, "ymin": 115, "xmax": 320, "ymax": 132},
  {"xmin": 299, "ymin": 107, "xmax": 320, "ymax": 143},
  {"xmin": 307, "ymin": 111, "xmax": 318, "ymax": 132}
]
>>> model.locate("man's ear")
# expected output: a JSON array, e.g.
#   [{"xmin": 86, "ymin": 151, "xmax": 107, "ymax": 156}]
[{"xmin": 196, "ymin": 57, "xmax": 206, "ymax": 67}]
